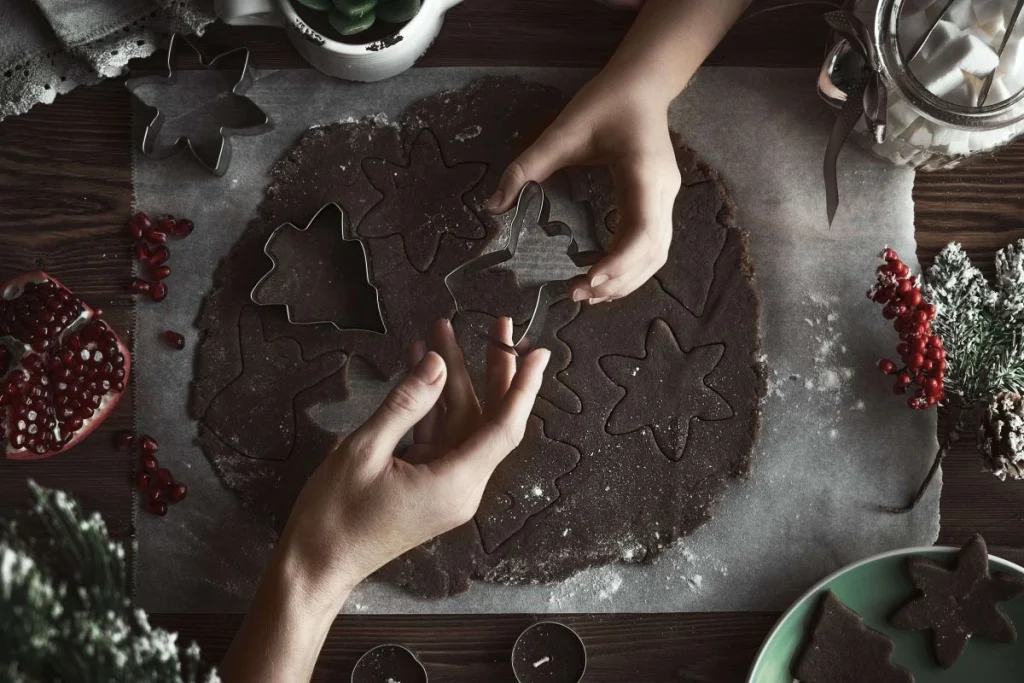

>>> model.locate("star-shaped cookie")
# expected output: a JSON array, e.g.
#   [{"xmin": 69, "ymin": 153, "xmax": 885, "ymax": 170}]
[
  {"xmin": 890, "ymin": 534, "xmax": 1024, "ymax": 668},
  {"xmin": 360, "ymin": 129, "xmax": 487, "ymax": 272},
  {"xmin": 126, "ymin": 34, "xmax": 271, "ymax": 176},
  {"xmin": 795, "ymin": 591, "xmax": 913, "ymax": 683},
  {"xmin": 600, "ymin": 319, "xmax": 733, "ymax": 462}
]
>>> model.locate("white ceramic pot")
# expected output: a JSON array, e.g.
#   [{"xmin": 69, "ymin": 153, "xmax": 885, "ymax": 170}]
[{"xmin": 215, "ymin": 0, "xmax": 464, "ymax": 82}]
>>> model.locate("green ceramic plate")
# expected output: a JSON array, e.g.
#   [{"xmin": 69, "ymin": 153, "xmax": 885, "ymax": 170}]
[{"xmin": 748, "ymin": 546, "xmax": 1024, "ymax": 682}]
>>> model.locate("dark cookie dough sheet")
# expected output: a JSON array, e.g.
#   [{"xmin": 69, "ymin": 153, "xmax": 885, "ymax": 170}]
[{"xmin": 131, "ymin": 67, "xmax": 938, "ymax": 615}]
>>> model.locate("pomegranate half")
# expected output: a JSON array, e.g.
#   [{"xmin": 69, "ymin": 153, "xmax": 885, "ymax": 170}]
[{"xmin": 0, "ymin": 272, "xmax": 131, "ymax": 460}]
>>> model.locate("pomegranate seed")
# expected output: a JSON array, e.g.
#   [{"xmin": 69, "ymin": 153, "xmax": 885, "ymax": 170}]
[
  {"xmin": 115, "ymin": 430, "xmax": 136, "ymax": 451},
  {"xmin": 140, "ymin": 453, "xmax": 158, "ymax": 471},
  {"xmin": 157, "ymin": 467, "xmax": 174, "ymax": 487},
  {"xmin": 150, "ymin": 282, "xmax": 167, "ymax": 303},
  {"xmin": 173, "ymin": 219, "xmax": 195, "ymax": 238},
  {"xmin": 131, "ymin": 278, "xmax": 151, "ymax": 295},
  {"xmin": 136, "ymin": 471, "xmax": 152, "ymax": 493},
  {"xmin": 139, "ymin": 435, "xmax": 159, "ymax": 454},
  {"xmin": 145, "ymin": 228, "xmax": 168, "ymax": 245},
  {"xmin": 163, "ymin": 331, "xmax": 185, "ymax": 350},
  {"xmin": 151, "ymin": 265, "xmax": 171, "ymax": 280},
  {"xmin": 134, "ymin": 242, "xmax": 150, "ymax": 262},
  {"xmin": 147, "ymin": 498, "xmax": 168, "ymax": 516},
  {"xmin": 130, "ymin": 212, "xmax": 151, "ymax": 240},
  {"xmin": 168, "ymin": 482, "xmax": 188, "ymax": 503},
  {"xmin": 148, "ymin": 246, "xmax": 170, "ymax": 267}
]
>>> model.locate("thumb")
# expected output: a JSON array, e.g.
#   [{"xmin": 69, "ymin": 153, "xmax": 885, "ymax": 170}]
[
  {"xmin": 485, "ymin": 130, "xmax": 579, "ymax": 214},
  {"xmin": 349, "ymin": 352, "xmax": 447, "ymax": 467}
]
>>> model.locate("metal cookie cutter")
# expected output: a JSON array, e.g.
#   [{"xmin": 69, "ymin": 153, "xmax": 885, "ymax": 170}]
[
  {"xmin": 351, "ymin": 644, "xmax": 428, "ymax": 683},
  {"xmin": 511, "ymin": 621, "xmax": 587, "ymax": 683},
  {"xmin": 250, "ymin": 203, "xmax": 387, "ymax": 334},
  {"xmin": 125, "ymin": 33, "xmax": 272, "ymax": 177},
  {"xmin": 445, "ymin": 181, "xmax": 603, "ymax": 356}
]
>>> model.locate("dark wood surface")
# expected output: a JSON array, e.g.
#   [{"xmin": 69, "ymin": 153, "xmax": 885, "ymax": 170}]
[{"xmin": 1, "ymin": 2, "xmax": 1023, "ymax": 681}]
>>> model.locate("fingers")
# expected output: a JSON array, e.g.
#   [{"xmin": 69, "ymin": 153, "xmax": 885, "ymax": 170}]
[
  {"xmin": 406, "ymin": 340, "xmax": 443, "ymax": 446},
  {"xmin": 485, "ymin": 128, "xmax": 581, "ymax": 214},
  {"xmin": 571, "ymin": 160, "xmax": 678, "ymax": 303},
  {"xmin": 484, "ymin": 317, "xmax": 516, "ymax": 419},
  {"xmin": 349, "ymin": 351, "xmax": 447, "ymax": 468},
  {"xmin": 435, "ymin": 348, "xmax": 551, "ymax": 484},
  {"xmin": 429, "ymin": 319, "xmax": 480, "ymax": 424}
]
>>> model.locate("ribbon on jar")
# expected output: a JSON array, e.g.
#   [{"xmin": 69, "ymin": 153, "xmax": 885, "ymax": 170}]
[{"xmin": 823, "ymin": 10, "xmax": 888, "ymax": 226}]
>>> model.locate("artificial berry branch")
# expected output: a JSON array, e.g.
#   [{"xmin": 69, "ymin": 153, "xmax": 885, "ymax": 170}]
[{"xmin": 868, "ymin": 241, "xmax": 1024, "ymax": 513}]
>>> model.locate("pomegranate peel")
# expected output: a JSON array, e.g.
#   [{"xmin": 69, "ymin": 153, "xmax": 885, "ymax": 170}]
[{"xmin": 0, "ymin": 272, "xmax": 131, "ymax": 460}]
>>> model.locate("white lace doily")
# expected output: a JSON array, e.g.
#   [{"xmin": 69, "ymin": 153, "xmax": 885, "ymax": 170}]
[{"xmin": 0, "ymin": 0, "xmax": 216, "ymax": 121}]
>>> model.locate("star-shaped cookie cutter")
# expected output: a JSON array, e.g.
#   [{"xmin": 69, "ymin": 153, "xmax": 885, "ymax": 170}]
[
  {"xmin": 250, "ymin": 203, "xmax": 387, "ymax": 335},
  {"xmin": 445, "ymin": 181, "xmax": 603, "ymax": 356},
  {"xmin": 125, "ymin": 33, "xmax": 272, "ymax": 177}
]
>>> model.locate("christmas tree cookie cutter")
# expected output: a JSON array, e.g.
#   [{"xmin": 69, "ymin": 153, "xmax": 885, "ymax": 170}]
[
  {"xmin": 125, "ymin": 33, "xmax": 273, "ymax": 177},
  {"xmin": 249, "ymin": 203, "xmax": 387, "ymax": 334},
  {"xmin": 445, "ymin": 181, "xmax": 602, "ymax": 356}
]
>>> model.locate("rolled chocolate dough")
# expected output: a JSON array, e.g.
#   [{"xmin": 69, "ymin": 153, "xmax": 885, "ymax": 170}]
[{"xmin": 191, "ymin": 76, "xmax": 763, "ymax": 597}]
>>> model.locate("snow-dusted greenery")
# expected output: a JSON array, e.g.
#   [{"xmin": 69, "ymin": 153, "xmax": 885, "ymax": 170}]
[
  {"xmin": 0, "ymin": 482, "xmax": 218, "ymax": 683},
  {"xmin": 923, "ymin": 240, "xmax": 1024, "ymax": 404}
]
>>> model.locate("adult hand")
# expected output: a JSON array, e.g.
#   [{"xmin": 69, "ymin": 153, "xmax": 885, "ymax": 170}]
[
  {"xmin": 278, "ymin": 317, "xmax": 550, "ymax": 612},
  {"xmin": 485, "ymin": 68, "xmax": 682, "ymax": 305}
]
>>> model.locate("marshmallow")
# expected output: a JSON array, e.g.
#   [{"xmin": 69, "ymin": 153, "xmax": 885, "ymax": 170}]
[
  {"xmin": 972, "ymin": 0, "xmax": 1011, "ymax": 26},
  {"xmin": 944, "ymin": 0, "xmax": 975, "ymax": 30},
  {"xmin": 986, "ymin": 75, "xmax": 1014, "ymax": 104},
  {"xmin": 946, "ymin": 131, "xmax": 972, "ymax": 155},
  {"xmin": 920, "ymin": 20, "xmax": 963, "ymax": 60},
  {"xmin": 908, "ymin": 120, "xmax": 935, "ymax": 147},
  {"xmin": 958, "ymin": 33, "xmax": 1002, "ymax": 76},
  {"xmin": 886, "ymin": 99, "xmax": 921, "ymax": 139},
  {"xmin": 899, "ymin": 9, "xmax": 933, "ymax": 56},
  {"xmin": 944, "ymin": 80, "xmax": 978, "ymax": 107},
  {"xmin": 910, "ymin": 49, "xmax": 966, "ymax": 97}
]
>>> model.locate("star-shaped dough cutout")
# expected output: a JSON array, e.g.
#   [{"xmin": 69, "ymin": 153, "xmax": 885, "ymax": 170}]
[
  {"xmin": 360, "ymin": 129, "xmax": 487, "ymax": 272},
  {"xmin": 890, "ymin": 534, "xmax": 1024, "ymax": 668},
  {"xmin": 600, "ymin": 319, "xmax": 733, "ymax": 462},
  {"xmin": 126, "ymin": 34, "xmax": 271, "ymax": 176}
]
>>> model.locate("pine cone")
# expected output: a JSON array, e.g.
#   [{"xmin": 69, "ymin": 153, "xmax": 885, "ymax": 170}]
[{"xmin": 978, "ymin": 393, "xmax": 1024, "ymax": 481}]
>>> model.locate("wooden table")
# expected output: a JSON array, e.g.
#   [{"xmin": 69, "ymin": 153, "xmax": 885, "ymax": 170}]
[{"xmin": 1, "ymin": 2, "xmax": 1022, "ymax": 681}]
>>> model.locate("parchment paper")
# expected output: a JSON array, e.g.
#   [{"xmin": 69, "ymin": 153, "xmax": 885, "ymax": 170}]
[{"xmin": 132, "ymin": 67, "xmax": 939, "ymax": 614}]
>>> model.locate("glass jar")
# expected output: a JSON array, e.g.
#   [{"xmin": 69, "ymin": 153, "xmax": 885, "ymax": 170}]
[{"xmin": 820, "ymin": 0, "xmax": 1024, "ymax": 170}]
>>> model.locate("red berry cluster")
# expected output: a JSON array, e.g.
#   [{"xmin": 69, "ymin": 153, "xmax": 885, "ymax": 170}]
[
  {"xmin": 129, "ymin": 212, "xmax": 195, "ymax": 304},
  {"xmin": 867, "ymin": 248, "xmax": 946, "ymax": 410},
  {"xmin": 117, "ymin": 430, "xmax": 187, "ymax": 516}
]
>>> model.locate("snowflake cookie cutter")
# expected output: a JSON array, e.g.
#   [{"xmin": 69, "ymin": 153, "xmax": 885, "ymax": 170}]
[
  {"xmin": 125, "ymin": 33, "xmax": 272, "ymax": 177},
  {"xmin": 511, "ymin": 621, "xmax": 587, "ymax": 683},
  {"xmin": 250, "ymin": 203, "xmax": 387, "ymax": 335},
  {"xmin": 445, "ymin": 181, "xmax": 603, "ymax": 356},
  {"xmin": 351, "ymin": 644, "xmax": 428, "ymax": 683}
]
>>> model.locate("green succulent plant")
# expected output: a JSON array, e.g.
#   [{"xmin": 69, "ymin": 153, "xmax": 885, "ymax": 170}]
[{"xmin": 296, "ymin": 0, "xmax": 422, "ymax": 37}]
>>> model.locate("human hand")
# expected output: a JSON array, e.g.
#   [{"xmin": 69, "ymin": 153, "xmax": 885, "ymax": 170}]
[
  {"xmin": 275, "ymin": 317, "xmax": 550, "ymax": 612},
  {"xmin": 485, "ymin": 67, "xmax": 682, "ymax": 305}
]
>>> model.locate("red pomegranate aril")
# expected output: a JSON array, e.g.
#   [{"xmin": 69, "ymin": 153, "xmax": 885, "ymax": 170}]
[
  {"xmin": 139, "ymin": 435, "xmax": 158, "ymax": 455},
  {"xmin": 147, "ymin": 498, "xmax": 168, "ymax": 516},
  {"xmin": 134, "ymin": 243, "xmax": 150, "ymax": 262},
  {"xmin": 129, "ymin": 216, "xmax": 148, "ymax": 242},
  {"xmin": 173, "ymin": 219, "xmax": 195, "ymax": 238},
  {"xmin": 115, "ymin": 430, "xmax": 136, "ymax": 451},
  {"xmin": 168, "ymin": 482, "xmax": 187, "ymax": 503},
  {"xmin": 139, "ymin": 453, "xmax": 158, "ymax": 471},
  {"xmin": 157, "ymin": 467, "xmax": 174, "ymax": 487},
  {"xmin": 145, "ymin": 228, "xmax": 168, "ymax": 245},
  {"xmin": 151, "ymin": 265, "xmax": 171, "ymax": 281},
  {"xmin": 131, "ymin": 278, "xmax": 151, "ymax": 295},
  {"xmin": 136, "ymin": 470, "xmax": 152, "ymax": 493},
  {"xmin": 148, "ymin": 246, "xmax": 170, "ymax": 267},
  {"xmin": 163, "ymin": 331, "xmax": 185, "ymax": 350},
  {"xmin": 150, "ymin": 282, "xmax": 167, "ymax": 303}
]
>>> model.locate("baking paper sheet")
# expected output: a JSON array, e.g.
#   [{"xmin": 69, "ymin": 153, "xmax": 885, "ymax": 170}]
[{"xmin": 132, "ymin": 67, "xmax": 939, "ymax": 614}]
